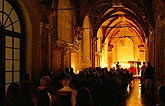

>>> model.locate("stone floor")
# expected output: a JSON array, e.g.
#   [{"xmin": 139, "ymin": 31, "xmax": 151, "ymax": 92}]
[{"xmin": 119, "ymin": 79, "xmax": 156, "ymax": 106}]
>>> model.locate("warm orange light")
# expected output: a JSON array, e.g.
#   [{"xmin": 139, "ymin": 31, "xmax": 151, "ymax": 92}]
[
  {"xmin": 120, "ymin": 63, "xmax": 130, "ymax": 69},
  {"xmin": 101, "ymin": 63, "xmax": 108, "ymax": 68},
  {"xmin": 111, "ymin": 63, "xmax": 130, "ymax": 69}
]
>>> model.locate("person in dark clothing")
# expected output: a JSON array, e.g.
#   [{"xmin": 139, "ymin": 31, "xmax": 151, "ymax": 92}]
[
  {"xmin": 141, "ymin": 62, "xmax": 147, "ymax": 84},
  {"xmin": 33, "ymin": 76, "xmax": 53, "ymax": 106},
  {"xmin": 116, "ymin": 62, "xmax": 120, "ymax": 70},
  {"xmin": 76, "ymin": 87, "xmax": 93, "ymax": 106},
  {"xmin": 156, "ymin": 85, "xmax": 165, "ymax": 106},
  {"xmin": 144, "ymin": 62, "xmax": 154, "ymax": 96},
  {"xmin": 5, "ymin": 83, "xmax": 23, "ymax": 106},
  {"xmin": 144, "ymin": 62, "xmax": 154, "ymax": 79},
  {"xmin": 37, "ymin": 89, "xmax": 52, "ymax": 106}
]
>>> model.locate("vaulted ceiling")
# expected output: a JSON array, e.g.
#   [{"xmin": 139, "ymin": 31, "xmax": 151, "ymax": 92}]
[
  {"xmin": 72, "ymin": 0, "xmax": 154, "ymax": 41},
  {"xmin": 39, "ymin": 0, "xmax": 155, "ymax": 41}
]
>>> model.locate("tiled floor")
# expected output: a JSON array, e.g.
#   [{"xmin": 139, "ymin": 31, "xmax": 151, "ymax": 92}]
[{"xmin": 119, "ymin": 79, "xmax": 155, "ymax": 106}]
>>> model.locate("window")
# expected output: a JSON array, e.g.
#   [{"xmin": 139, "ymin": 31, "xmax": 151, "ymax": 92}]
[{"xmin": 0, "ymin": 0, "xmax": 22, "ymax": 93}]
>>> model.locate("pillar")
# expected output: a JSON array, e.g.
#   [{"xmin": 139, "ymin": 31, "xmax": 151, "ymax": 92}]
[
  {"xmin": 108, "ymin": 44, "xmax": 114, "ymax": 70},
  {"xmin": 138, "ymin": 44, "xmax": 145, "ymax": 62}
]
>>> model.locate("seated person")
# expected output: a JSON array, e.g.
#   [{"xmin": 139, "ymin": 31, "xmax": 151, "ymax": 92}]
[
  {"xmin": 76, "ymin": 87, "xmax": 93, "ymax": 106},
  {"xmin": 5, "ymin": 83, "xmax": 22, "ymax": 106},
  {"xmin": 37, "ymin": 90, "xmax": 52, "ymax": 106},
  {"xmin": 156, "ymin": 85, "xmax": 165, "ymax": 106},
  {"xmin": 34, "ymin": 76, "xmax": 52, "ymax": 106},
  {"xmin": 37, "ymin": 76, "xmax": 51, "ymax": 91},
  {"xmin": 57, "ymin": 78, "xmax": 77, "ymax": 106}
]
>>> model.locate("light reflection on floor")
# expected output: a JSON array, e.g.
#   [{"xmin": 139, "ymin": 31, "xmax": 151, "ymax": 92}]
[{"xmin": 119, "ymin": 79, "xmax": 155, "ymax": 106}]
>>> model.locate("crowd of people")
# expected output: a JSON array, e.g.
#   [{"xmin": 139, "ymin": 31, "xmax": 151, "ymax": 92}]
[
  {"xmin": 5, "ymin": 66, "xmax": 134, "ymax": 106},
  {"xmin": 4, "ymin": 61, "xmax": 165, "ymax": 106}
]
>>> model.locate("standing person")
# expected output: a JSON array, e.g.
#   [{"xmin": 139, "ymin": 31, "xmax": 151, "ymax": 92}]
[
  {"xmin": 140, "ymin": 62, "xmax": 147, "ymax": 84},
  {"xmin": 116, "ymin": 62, "xmax": 120, "ymax": 70},
  {"xmin": 137, "ymin": 59, "xmax": 141, "ymax": 75},
  {"xmin": 144, "ymin": 62, "xmax": 154, "ymax": 96},
  {"xmin": 140, "ymin": 62, "xmax": 147, "ymax": 94}
]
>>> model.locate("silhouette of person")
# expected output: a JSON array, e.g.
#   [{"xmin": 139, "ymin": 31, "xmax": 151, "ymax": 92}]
[
  {"xmin": 140, "ymin": 62, "xmax": 147, "ymax": 84},
  {"xmin": 116, "ymin": 62, "xmax": 120, "ymax": 70},
  {"xmin": 5, "ymin": 83, "xmax": 23, "ymax": 106},
  {"xmin": 57, "ymin": 78, "xmax": 77, "ymax": 106},
  {"xmin": 144, "ymin": 62, "xmax": 154, "ymax": 96},
  {"xmin": 156, "ymin": 85, "xmax": 165, "ymax": 106},
  {"xmin": 137, "ymin": 59, "xmax": 141, "ymax": 75}
]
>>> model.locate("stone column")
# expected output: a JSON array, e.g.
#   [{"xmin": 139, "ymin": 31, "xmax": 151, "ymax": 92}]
[
  {"xmin": 138, "ymin": 44, "xmax": 145, "ymax": 62},
  {"xmin": 82, "ymin": 28, "xmax": 91, "ymax": 68},
  {"xmin": 108, "ymin": 44, "xmax": 114, "ymax": 70}
]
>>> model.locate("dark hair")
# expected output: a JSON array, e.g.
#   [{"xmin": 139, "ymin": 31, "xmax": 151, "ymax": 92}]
[
  {"xmin": 147, "ymin": 62, "xmax": 151, "ymax": 66},
  {"xmin": 5, "ymin": 83, "xmax": 22, "ymax": 106},
  {"xmin": 159, "ymin": 85, "xmax": 165, "ymax": 104},
  {"xmin": 6, "ymin": 83, "xmax": 20, "ymax": 99}
]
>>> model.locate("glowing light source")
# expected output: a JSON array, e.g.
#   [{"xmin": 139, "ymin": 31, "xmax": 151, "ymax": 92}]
[
  {"xmin": 120, "ymin": 63, "xmax": 130, "ymax": 69},
  {"xmin": 101, "ymin": 63, "xmax": 108, "ymax": 68}
]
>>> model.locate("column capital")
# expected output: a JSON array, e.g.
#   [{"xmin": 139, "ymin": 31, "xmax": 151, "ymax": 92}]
[{"xmin": 138, "ymin": 44, "xmax": 145, "ymax": 52}]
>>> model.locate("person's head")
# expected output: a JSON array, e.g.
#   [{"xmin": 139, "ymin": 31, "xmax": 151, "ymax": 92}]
[
  {"xmin": 65, "ymin": 67, "xmax": 70, "ymax": 74},
  {"xmin": 61, "ymin": 78, "xmax": 70, "ymax": 87},
  {"xmin": 158, "ymin": 85, "xmax": 165, "ymax": 104},
  {"xmin": 147, "ymin": 62, "xmax": 151, "ymax": 66},
  {"xmin": 143, "ymin": 62, "xmax": 146, "ymax": 65},
  {"xmin": 70, "ymin": 67, "xmax": 74, "ymax": 73},
  {"xmin": 40, "ymin": 76, "xmax": 50, "ymax": 86},
  {"xmin": 6, "ymin": 83, "xmax": 20, "ymax": 101}
]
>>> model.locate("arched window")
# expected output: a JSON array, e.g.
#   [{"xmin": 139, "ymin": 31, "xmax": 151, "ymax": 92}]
[
  {"xmin": 0, "ymin": 0, "xmax": 24, "ymax": 101},
  {"xmin": 117, "ymin": 38, "xmax": 134, "ymax": 62}
]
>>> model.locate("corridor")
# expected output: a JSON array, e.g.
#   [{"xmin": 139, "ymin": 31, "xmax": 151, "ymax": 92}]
[
  {"xmin": 119, "ymin": 79, "xmax": 155, "ymax": 106},
  {"xmin": 1, "ymin": 0, "xmax": 165, "ymax": 104}
]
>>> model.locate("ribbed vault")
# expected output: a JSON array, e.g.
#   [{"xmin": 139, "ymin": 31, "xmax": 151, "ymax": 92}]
[{"xmin": 72, "ymin": 0, "xmax": 154, "ymax": 40}]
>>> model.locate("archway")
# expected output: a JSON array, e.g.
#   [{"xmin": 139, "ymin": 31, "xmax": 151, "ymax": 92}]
[{"xmin": 96, "ymin": 3, "xmax": 148, "ymax": 70}]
